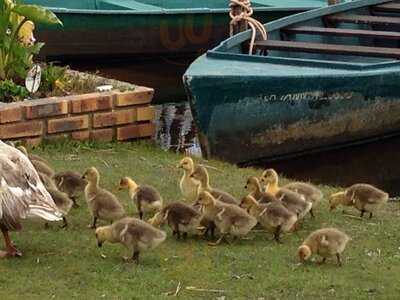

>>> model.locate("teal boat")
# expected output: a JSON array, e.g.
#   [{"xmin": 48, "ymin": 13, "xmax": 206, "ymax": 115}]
[
  {"xmin": 22, "ymin": 0, "xmax": 327, "ymax": 59},
  {"xmin": 184, "ymin": 0, "xmax": 400, "ymax": 164}
]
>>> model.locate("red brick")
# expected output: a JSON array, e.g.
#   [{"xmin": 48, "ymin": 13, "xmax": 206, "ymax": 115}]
[
  {"xmin": 90, "ymin": 128, "xmax": 114, "ymax": 142},
  {"xmin": 116, "ymin": 123, "xmax": 155, "ymax": 141},
  {"xmin": 0, "ymin": 103, "xmax": 23, "ymax": 124},
  {"xmin": 93, "ymin": 109, "xmax": 135, "ymax": 128},
  {"xmin": 71, "ymin": 130, "xmax": 90, "ymax": 141},
  {"xmin": 48, "ymin": 116, "xmax": 89, "ymax": 133},
  {"xmin": 0, "ymin": 121, "xmax": 43, "ymax": 139},
  {"xmin": 136, "ymin": 106, "xmax": 155, "ymax": 122},
  {"xmin": 114, "ymin": 87, "xmax": 154, "ymax": 107},
  {"xmin": 70, "ymin": 93, "xmax": 113, "ymax": 113},
  {"xmin": 24, "ymin": 98, "xmax": 69, "ymax": 119}
]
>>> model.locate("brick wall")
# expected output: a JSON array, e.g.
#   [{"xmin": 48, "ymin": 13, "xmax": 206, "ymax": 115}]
[{"xmin": 0, "ymin": 86, "xmax": 155, "ymax": 146}]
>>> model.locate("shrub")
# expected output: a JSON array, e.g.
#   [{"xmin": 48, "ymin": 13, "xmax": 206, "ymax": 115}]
[{"xmin": 0, "ymin": 0, "xmax": 62, "ymax": 100}]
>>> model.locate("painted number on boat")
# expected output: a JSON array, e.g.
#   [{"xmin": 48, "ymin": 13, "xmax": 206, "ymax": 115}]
[
  {"xmin": 262, "ymin": 91, "xmax": 354, "ymax": 102},
  {"xmin": 160, "ymin": 15, "xmax": 213, "ymax": 51}
]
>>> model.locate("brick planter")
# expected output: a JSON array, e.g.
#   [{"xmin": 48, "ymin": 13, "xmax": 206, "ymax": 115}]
[{"xmin": 0, "ymin": 86, "xmax": 155, "ymax": 145}]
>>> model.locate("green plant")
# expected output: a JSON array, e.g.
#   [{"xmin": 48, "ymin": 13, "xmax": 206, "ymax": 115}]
[
  {"xmin": 0, "ymin": 0, "xmax": 62, "ymax": 81},
  {"xmin": 39, "ymin": 63, "xmax": 68, "ymax": 93},
  {"xmin": 0, "ymin": 78, "xmax": 28, "ymax": 102}
]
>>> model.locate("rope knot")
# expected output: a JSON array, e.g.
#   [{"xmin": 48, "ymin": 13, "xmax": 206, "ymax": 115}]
[{"xmin": 229, "ymin": 0, "xmax": 267, "ymax": 54}]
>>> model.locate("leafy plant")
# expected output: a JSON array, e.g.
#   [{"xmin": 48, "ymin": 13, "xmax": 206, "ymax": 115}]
[
  {"xmin": 0, "ymin": 78, "xmax": 28, "ymax": 102},
  {"xmin": 39, "ymin": 63, "xmax": 68, "ymax": 94},
  {"xmin": 0, "ymin": 0, "xmax": 62, "ymax": 81}
]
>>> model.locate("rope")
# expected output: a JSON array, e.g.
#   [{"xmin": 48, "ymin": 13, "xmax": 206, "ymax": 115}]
[{"xmin": 229, "ymin": 0, "xmax": 267, "ymax": 54}]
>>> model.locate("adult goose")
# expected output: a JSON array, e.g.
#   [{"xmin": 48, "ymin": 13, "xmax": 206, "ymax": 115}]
[{"xmin": 0, "ymin": 141, "xmax": 61, "ymax": 258}]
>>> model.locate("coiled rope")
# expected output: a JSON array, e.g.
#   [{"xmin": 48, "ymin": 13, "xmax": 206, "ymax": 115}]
[{"xmin": 229, "ymin": 0, "xmax": 267, "ymax": 54}]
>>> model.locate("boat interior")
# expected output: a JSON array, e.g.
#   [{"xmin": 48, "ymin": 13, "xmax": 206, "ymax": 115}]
[
  {"xmin": 23, "ymin": 0, "xmax": 325, "ymax": 11},
  {"xmin": 216, "ymin": 0, "xmax": 400, "ymax": 68}
]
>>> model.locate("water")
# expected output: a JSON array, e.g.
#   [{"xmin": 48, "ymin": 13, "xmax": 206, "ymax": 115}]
[
  {"xmin": 154, "ymin": 102, "xmax": 201, "ymax": 157},
  {"xmin": 68, "ymin": 56, "xmax": 193, "ymax": 103},
  {"xmin": 71, "ymin": 58, "xmax": 400, "ymax": 196}
]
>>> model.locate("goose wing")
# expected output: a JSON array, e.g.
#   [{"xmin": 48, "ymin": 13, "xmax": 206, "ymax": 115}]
[{"xmin": 0, "ymin": 142, "xmax": 61, "ymax": 227}]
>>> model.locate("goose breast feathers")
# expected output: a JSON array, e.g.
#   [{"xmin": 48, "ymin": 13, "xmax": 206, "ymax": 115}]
[{"xmin": 0, "ymin": 141, "xmax": 61, "ymax": 230}]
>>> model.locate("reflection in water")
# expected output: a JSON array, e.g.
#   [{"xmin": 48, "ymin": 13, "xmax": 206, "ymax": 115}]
[
  {"xmin": 154, "ymin": 102, "xmax": 201, "ymax": 157},
  {"xmin": 256, "ymin": 135, "xmax": 400, "ymax": 196}
]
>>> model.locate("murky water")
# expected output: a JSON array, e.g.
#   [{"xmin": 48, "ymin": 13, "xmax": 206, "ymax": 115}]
[
  {"xmin": 71, "ymin": 58, "xmax": 400, "ymax": 195},
  {"xmin": 154, "ymin": 102, "xmax": 201, "ymax": 157}
]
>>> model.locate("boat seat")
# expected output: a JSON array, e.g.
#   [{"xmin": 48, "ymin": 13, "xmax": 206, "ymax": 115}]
[
  {"xmin": 254, "ymin": 40, "xmax": 400, "ymax": 59},
  {"xmin": 96, "ymin": 0, "xmax": 161, "ymax": 11},
  {"xmin": 373, "ymin": 2, "xmax": 400, "ymax": 13},
  {"xmin": 325, "ymin": 14, "xmax": 400, "ymax": 26},
  {"xmin": 282, "ymin": 26, "xmax": 400, "ymax": 40}
]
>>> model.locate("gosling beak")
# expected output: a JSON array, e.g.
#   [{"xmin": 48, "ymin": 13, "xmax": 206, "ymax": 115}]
[
  {"xmin": 244, "ymin": 185, "xmax": 248, "ymax": 189},
  {"xmin": 176, "ymin": 163, "xmax": 182, "ymax": 169},
  {"xmin": 97, "ymin": 241, "xmax": 103, "ymax": 248}
]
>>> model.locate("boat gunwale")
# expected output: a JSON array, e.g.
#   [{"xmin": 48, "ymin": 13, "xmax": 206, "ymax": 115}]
[
  {"xmin": 206, "ymin": 0, "xmax": 398, "ymax": 70},
  {"xmin": 45, "ymin": 6, "xmax": 320, "ymax": 15}
]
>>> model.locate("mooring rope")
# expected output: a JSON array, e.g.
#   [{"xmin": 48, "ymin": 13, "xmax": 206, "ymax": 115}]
[{"xmin": 229, "ymin": 0, "xmax": 267, "ymax": 54}]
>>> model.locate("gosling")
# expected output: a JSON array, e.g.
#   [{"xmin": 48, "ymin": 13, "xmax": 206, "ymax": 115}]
[
  {"xmin": 240, "ymin": 195, "xmax": 297, "ymax": 243},
  {"xmin": 261, "ymin": 168, "xmax": 323, "ymax": 217},
  {"xmin": 244, "ymin": 176, "xmax": 278, "ymax": 203},
  {"xmin": 177, "ymin": 157, "xmax": 200, "ymax": 202},
  {"xmin": 83, "ymin": 167, "xmax": 125, "ymax": 228},
  {"xmin": 54, "ymin": 171, "xmax": 87, "ymax": 208},
  {"xmin": 17, "ymin": 145, "xmax": 50, "ymax": 165},
  {"xmin": 329, "ymin": 184, "xmax": 388, "ymax": 218},
  {"xmin": 197, "ymin": 191, "xmax": 257, "ymax": 245},
  {"xmin": 190, "ymin": 165, "xmax": 237, "ymax": 205},
  {"xmin": 298, "ymin": 228, "xmax": 350, "ymax": 266},
  {"xmin": 277, "ymin": 188, "xmax": 312, "ymax": 220},
  {"xmin": 96, "ymin": 217, "xmax": 166, "ymax": 265},
  {"xmin": 17, "ymin": 145, "xmax": 55, "ymax": 178},
  {"xmin": 39, "ymin": 172, "xmax": 73, "ymax": 228},
  {"xmin": 119, "ymin": 177, "xmax": 163, "ymax": 220},
  {"xmin": 148, "ymin": 201, "xmax": 202, "ymax": 239}
]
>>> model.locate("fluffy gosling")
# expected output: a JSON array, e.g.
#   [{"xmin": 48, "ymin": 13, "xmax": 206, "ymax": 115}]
[
  {"xmin": 261, "ymin": 168, "xmax": 323, "ymax": 217},
  {"xmin": 148, "ymin": 201, "xmax": 202, "ymax": 239},
  {"xmin": 119, "ymin": 177, "xmax": 163, "ymax": 220},
  {"xmin": 197, "ymin": 191, "xmax": 257, "ymax": 245},
  {"xmin": 298, "ymin": 228, "xmax": 350, "ymax": 266},
  {"xmin": 96, "ymin": 217, "xmax": 166, "ymax": 265},
  {"xmin": 53, "ymin": 171, "xmax": 87, "ymax": 208},
  {"xmin": 276, "ymin": 188, "xmax": 312, "ymax": 220},
  {"xmin": 177, "ymin": 157, "xmax": 200, "ymax": 202},
  {"xmin": 329, "ymin": 184, "xmax": 388, "ymax": 218},
  {"xmin": 39, "ymin": 172, "xmax": 73, "ymax": 228},
  {"xmin": 17, "ymin": 145, "xmax": 50, "ymax": 165},
  {"xmin": 244, "ymin": 176, "xmax": 278, "ymax": 203},
  {"xmin": 83, "ymin": 167, "xmax": 125, "ymax": 228},
  {"xmin": 240, "ymin": 195, "xmax": 297, "ymax": 243},
  {"xmin": 190, "ymin": 165, "xmax": 237, "ymax": 205},
  {"xmin": 17, "ymin": 145, "xmax": 55, "ymax": 178}
]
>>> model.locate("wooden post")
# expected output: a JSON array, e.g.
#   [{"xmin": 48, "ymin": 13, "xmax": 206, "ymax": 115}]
[
  {"xmin": 230, "ymin": 0, "xmax": 248, "ymax": 36},
  {"xmin": 328, "ymin": 0, "xmax": 340, "ymax": 5}
]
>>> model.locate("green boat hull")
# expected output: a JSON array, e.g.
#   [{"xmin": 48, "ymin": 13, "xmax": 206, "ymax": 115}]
[
  {"xmin": 184, "ymin": 0, "xmax": 400, "ymax": 164},
  {"xmin": 22, "ymin": 0, "xmax": 326, "ymax": 59}
]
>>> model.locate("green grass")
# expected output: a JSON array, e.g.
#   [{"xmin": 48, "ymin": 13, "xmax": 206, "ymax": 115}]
[{"xmin": 1, "ymin": 141, "xmax": 399, "ymax": 299}]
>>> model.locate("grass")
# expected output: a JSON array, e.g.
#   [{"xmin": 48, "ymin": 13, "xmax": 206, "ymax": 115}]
[{"xmin": 0, "ymin": 141, "xmax": 399, "ymax": 299}]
